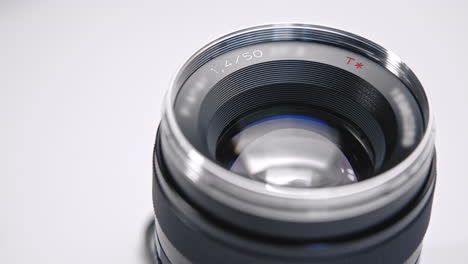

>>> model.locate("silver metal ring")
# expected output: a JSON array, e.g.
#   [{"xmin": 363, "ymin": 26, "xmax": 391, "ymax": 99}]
[{"xmin": 159, "ymin": 24, "xmax": 435, "ymax": 222}]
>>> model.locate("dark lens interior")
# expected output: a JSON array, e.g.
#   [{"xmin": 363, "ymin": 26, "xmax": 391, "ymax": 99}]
[{"xmin": 215, "ymin": 105, "xmax": 375, "ymax": 188}]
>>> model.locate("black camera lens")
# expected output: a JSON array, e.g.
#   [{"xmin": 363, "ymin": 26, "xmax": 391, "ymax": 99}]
[{"xmin": 152, "ymin": 24, "xmax": 436, "ymax": 264}]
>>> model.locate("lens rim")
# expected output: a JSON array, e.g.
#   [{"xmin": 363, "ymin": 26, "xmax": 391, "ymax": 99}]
[{"xmin": 159, "ymin": 24, "xmax": 435, "ymax": 222}]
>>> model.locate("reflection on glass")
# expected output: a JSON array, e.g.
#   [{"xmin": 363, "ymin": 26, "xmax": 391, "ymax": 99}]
[{"xmin": 225, "ymin": 115, "xmax": 358, "ymax": 188}]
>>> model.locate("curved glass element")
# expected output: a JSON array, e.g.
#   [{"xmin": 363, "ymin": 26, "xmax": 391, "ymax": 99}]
[{"xmin": 218, "ymin": 115, "xmax": 358, "ymax": 188}]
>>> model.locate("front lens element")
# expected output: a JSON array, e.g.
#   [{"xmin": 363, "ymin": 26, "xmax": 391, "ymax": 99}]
[{"xmin": 217, "ymin": 114, "xmax": 367, "ymax": 188}]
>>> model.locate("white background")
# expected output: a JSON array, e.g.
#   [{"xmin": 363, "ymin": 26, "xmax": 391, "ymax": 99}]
[{"xmin": 1, "ymin": 0, "xmax": 467, "ymax": 263}]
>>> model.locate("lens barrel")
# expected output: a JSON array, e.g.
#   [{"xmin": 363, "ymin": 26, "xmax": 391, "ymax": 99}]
[{"xmin": 152, "ymin": 24, "xmax": 436, "ymax": 264}]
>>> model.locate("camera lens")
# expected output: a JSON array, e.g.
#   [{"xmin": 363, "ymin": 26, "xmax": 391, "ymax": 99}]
[{"xmin": 152, "ymin": 24, "xmax": 436, "ymax": 264}]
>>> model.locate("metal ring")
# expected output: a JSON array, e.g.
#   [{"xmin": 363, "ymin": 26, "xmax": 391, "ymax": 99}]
[{"xmin": 159, "ymin": 24, "xmax": 435, "ymax": 222}]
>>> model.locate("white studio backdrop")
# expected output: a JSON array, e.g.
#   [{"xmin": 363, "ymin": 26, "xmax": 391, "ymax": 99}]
[{"xmin": 1, "ymin": 0, "xmax": 467, "ymax": 263}]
